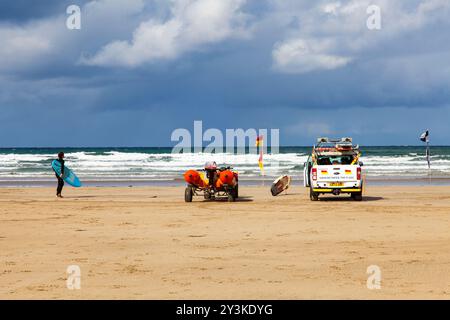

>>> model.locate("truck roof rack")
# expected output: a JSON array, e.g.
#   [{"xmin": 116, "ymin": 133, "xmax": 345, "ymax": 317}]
[
  {"xmin": 313, "ymin": 137, "xmax": 359, "ymax": 155},
  {"xmin": 317, "ymin": 137, "xmax": 352, "ymax": 144}
]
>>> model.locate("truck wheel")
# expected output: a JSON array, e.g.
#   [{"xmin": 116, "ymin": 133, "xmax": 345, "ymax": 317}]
[
  {"xmin": 310, "ymin": 187, "xmax": 319, "ymax": 201},
  {"xmin": 204, "ymin": 192, "xmax": 211, "ymax": 200},
  {"xmin": 352, "ymin": 193, "xmax": 363, "ymax": 201},
  {"xmin": 228, "ymin": 192, "xmax": 236, "ymax": 202},
  {"xmin": 234, "ymin": 185, "xmax": 239, "ymax": 199},
  {"xmin": 185, "ymin": 186, "xmax": 193, "ymax": 202}
]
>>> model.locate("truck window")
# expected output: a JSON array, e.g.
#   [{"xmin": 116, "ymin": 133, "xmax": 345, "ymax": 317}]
[
  {"xmin": 317, "ymin": 155, "xmax": 355, "ymax": 165},
  {"xmin": 317, "ymin": 157, "xmax": 331, "ymax": 165}
]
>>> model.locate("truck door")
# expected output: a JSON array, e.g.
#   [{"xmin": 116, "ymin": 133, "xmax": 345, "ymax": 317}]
[{"xmin": 303, "ymin": 156, "xmax": 312, "ymax": 187}]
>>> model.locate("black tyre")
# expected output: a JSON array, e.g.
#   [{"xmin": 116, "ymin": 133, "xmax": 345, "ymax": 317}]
[
  {"xmin": 352, "ymin": 193, "xmax": 363, "ymax": 201},
  {"xmin": 234, "ymin": 185, "xmax": 239, "ymax": 199},
  {"xmin": 227, "ymin": 192, "xmax": 236, "ymax": 202},
  {"xmin": 310, "ymin": 187, "xmax": 319, "ymax": 201},
  {"xmin": 185, "ymin": 186, "xmax": 193, "ymax": 202},
  {"xmin": 204, "ymin": 191, "xmax": 211, "ymax": 200}
]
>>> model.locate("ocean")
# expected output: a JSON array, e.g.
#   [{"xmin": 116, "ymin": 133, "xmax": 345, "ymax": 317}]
[{"xmin": 0, "ymin": 146, "xmax": 448, "ymax": 187}]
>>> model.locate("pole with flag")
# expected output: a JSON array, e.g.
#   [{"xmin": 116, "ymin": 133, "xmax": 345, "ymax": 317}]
[
  {"xmin": 256, "ymin": 135, "xmax": 264, "ymax": 184},
  {"xmin": 419, "ymin": 130, "xmax": 431, "ymax": 173}
]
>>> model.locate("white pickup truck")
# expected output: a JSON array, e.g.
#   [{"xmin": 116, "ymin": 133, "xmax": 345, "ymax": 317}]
[{"xmin": 303, "ymin": 137, "xmax": 363, "ymax": 201}]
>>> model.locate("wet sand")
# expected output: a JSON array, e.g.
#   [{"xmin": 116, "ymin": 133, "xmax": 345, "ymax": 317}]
[{"xmin": 1, "ymin": 185, "xmax": 450, "ymax": 299}]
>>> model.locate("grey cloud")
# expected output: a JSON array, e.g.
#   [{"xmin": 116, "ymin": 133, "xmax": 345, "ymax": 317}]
[{"xmin": 1, "ymin": 0, "xmax": 450, "ymax": 146}]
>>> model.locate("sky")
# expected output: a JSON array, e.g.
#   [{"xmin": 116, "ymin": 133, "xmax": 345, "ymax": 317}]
[{"xmin": 0, "ymin": 0, "xmax": 449, "ymax": 147}]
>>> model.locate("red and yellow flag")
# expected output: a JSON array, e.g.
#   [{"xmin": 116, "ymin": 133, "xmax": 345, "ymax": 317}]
[{"xmin": 256, "ymin": 135, "xmax": 264, "ymax": 175}]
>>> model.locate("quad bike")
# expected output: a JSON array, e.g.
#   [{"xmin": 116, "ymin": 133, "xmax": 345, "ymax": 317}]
[{"xmin": 184, "ymin": 162, "xmax": 239, "ymax": 202}]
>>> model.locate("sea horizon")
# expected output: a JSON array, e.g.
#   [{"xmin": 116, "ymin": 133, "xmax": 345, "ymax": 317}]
[
  {"xmin": 0, "ymin": 146, "xmax": 448, "ymax": 187},
  {"xmin": 1, "ymin": 145, "xmax": 449, "ymax": 149}
]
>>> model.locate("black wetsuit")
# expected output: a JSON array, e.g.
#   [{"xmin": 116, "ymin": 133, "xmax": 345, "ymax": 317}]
[{"xmin": 55, "ymin": 158, "xmax": 65, "ymax": 195}]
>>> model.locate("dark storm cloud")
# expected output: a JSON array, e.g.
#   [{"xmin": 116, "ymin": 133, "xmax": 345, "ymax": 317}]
[{"xmin": 1, "ymin": 0, "xmax": 450, "ymax": 146}]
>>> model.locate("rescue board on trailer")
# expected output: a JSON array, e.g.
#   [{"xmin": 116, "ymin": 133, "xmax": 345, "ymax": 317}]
[{"xmin": 270, "ymin": 175, "xmax": 291, "ymax": 196}]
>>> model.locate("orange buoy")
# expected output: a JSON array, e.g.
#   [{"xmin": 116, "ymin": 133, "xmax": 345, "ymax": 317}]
[
  {"xmin": 184, "ymin": 170, "xmax": 207, "ymax": 188},
  {"xmin": 216, "ymin": 170, "xmax": 237, "ymax": 189}
]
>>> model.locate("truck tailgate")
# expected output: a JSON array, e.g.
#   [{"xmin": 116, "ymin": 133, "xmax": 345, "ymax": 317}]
[{"xmin": 317, "ymin": 165, "xmax": 358, "ymax": 181}]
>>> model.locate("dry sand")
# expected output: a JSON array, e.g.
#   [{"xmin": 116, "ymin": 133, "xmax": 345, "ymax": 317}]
[{"xmin": 1, "ymin": 185, "xmax": 450, "ymax": 299}]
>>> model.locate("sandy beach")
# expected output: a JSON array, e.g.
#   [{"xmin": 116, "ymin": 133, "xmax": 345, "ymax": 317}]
[{"xmin": 1, "ymin": 185, "xmax": 450, "ymax": 299}]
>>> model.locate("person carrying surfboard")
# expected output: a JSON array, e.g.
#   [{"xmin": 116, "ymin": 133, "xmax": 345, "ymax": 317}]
[
  {"xmin": 51, "ymin": 153, "xmax": 82, "ymax": 191},
  {"xmin": 54, "ymin": 152, "xmax": 65, "ymax": 198}
]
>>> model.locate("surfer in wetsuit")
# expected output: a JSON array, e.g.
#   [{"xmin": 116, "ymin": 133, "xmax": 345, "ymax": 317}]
[{"xmin": 54, "ymin": 152, "xmax": 65, "ymax": 198}]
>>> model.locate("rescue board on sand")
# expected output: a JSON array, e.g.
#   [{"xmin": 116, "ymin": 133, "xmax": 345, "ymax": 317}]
[{"xmin": 271, "ymin": 175, "xmax": 291, "ymax": 196}]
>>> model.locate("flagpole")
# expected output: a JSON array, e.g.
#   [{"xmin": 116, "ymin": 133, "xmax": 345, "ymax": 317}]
[
  {"xmin": 420, "ymin": 130, "xmax": 431, "ymax": 184},
  {"xmin": 427, "ymin": 139, "xmax": 431, "ymax": 183},
  {"xmin": 260, "ymin": 138, "xmax": 264, "ymax": 188},
  {"xmin": 256, "ymin": 135, "xmax": 264, "ymax": 187}
]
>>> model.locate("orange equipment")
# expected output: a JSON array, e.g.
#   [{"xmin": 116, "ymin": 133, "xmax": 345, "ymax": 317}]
[
  {"xmin": 184, "ymin": 170, "xmax": 208, "ymax": 188},
  {"xmin": 215, "ymin": 170, "xmax": 237, "ymax": 189}
]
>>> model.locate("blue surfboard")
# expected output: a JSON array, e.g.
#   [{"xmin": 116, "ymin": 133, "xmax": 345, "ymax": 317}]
[{"xmin": 52, "ymin": 160, "xmax": 82, "ymax": 188}]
